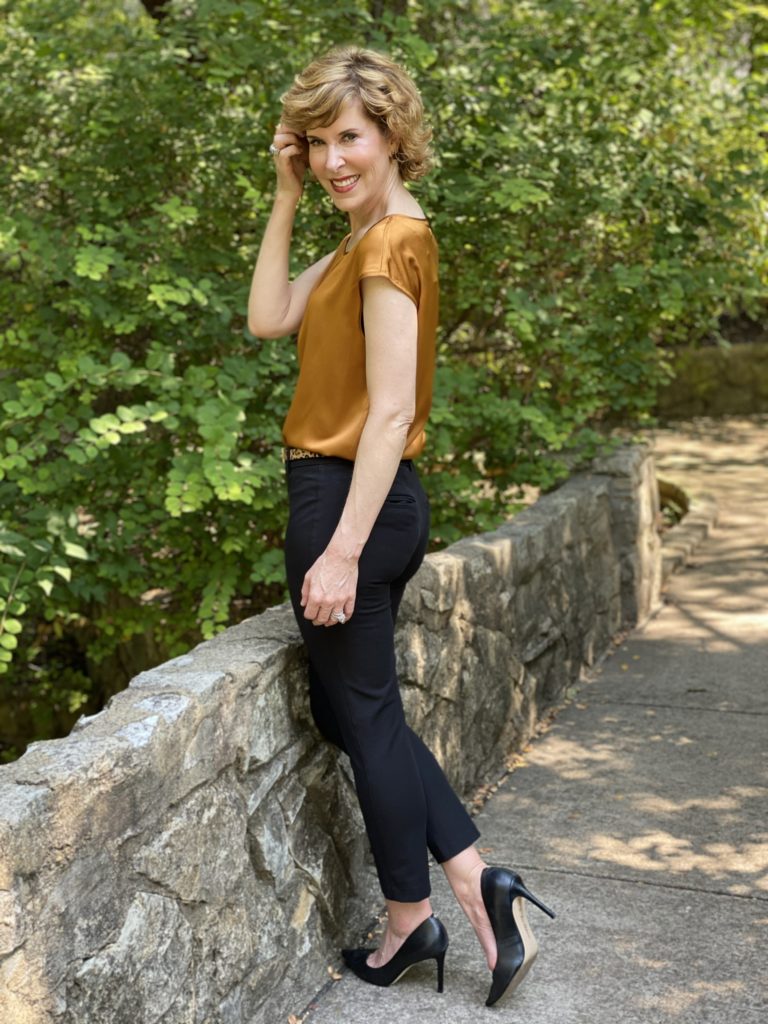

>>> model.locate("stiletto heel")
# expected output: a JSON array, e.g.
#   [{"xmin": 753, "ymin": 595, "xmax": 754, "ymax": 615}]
[
  {"xmin": 341, "ymin": 914, "xmax": 449, "ymax": 991},
  {"xmin": 512, "ymin": 876, "xmax": 556, "ymax": 920},
  {"xmin": 481, "ymin": 867, "xmax": 555, "ymax": 1008},
  {"xmin": 435, "ymin": 947, "xmax": 446, "ymax": 993}
]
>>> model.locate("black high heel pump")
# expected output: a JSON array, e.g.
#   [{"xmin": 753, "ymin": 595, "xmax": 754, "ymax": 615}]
[
  {"xmin": 481, "ymin": 866, "xmax": 556, "ymax": 1008},
  {"xmin": 341, "ymin": 913, "xmax": 449, "ymax": 992}
]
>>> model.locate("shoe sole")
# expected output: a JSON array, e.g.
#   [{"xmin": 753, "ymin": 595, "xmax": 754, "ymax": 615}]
[
  {"xmin": 490, "ymin": 897, "xmax": 539, "ymax": 1008},
  {"xmin": 384, "ymin": 960, "xmax": 423, "ymax": 986}
]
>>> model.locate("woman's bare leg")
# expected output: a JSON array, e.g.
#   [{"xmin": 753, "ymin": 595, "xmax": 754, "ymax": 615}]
[{"xmin": 441, "ymin": 845, "xmax": 497, "ymax": 969}]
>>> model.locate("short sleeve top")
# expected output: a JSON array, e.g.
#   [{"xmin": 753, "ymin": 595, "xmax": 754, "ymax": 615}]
[{"xmin": 281, "ymin": 214, "xmax": 439, "ymax": 461}]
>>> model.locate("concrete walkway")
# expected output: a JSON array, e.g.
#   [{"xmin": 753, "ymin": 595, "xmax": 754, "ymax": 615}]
[{"xmin": 296, "ymin": 415, "xmax": 768, "ymax": 1024}]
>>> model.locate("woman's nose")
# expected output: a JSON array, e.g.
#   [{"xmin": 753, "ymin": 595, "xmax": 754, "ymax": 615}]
[{"xmin": 324, "ymin": 145, "xmax": 345, "ymax": 174}]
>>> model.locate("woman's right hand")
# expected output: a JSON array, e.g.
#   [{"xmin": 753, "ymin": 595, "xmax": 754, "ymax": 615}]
[{"xmin": 270, "ymin": 123, "xmax": 309, "ymax": 202}]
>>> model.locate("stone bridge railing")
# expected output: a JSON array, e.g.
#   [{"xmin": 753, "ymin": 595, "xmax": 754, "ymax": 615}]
[{"xmin": 0, "ymin": 445, "xmax": 661, "ymax": 1024}]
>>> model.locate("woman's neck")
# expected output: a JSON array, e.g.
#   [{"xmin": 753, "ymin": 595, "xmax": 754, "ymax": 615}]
[{"xmin": 347, "ymin": 176, "xmax": 418, "ymax": 239}]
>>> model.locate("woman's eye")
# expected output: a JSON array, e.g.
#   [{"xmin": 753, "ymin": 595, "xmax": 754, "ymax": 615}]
[
  {"xmin": 308, "ymin": 139, "xmax": 322, "ymax": 147},
  {"xmin": 343, "ymin": 133, "xmax": 357, "ymax": 142}
]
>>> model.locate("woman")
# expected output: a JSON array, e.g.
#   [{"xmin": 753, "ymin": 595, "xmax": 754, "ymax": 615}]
[{"xmin": 247, "ymin": 45, "xmax": 554, "ymax": 1007}]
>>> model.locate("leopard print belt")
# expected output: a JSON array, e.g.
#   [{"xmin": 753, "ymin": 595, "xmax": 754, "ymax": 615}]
[{"xmin": 281, "ymin": 446, "xmax": 326, "ymax": 462}]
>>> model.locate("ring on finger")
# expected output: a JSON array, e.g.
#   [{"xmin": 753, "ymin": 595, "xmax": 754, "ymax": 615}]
[
  {"xmin": 332, "ymin": 610, "xmax": 346, "ymax": 624},
  {"xmin": 268, "ymin": 143, "xmax": 279, "ymax": 156}
]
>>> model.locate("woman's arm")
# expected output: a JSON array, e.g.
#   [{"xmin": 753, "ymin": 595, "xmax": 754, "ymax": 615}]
[
  {"xmin": 247, "ymin": 196, "xmax": 337, "ymax": 338},
  {"xmin": 300, "ymin": 275, "xmax": 419, "ymax": 626},
  {"xmin": 247, "ymin": 125, "xmax": 335, "ymax": 339}
]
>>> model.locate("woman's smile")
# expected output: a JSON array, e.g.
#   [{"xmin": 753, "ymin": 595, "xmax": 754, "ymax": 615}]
[{"xmin": 330, "ymin": 174, "xmax": 360, "ymax": 193}]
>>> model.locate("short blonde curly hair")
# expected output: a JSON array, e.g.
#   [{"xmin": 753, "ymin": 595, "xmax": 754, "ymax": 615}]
[{"xmin": 280, "ymin": 46, "xmax": 433, "ymax": 182}]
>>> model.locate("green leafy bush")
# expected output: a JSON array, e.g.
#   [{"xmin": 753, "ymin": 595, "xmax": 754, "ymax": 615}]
[{"xmin": 1, "ymin": 0, "xmax": 765, "ymax": 758}]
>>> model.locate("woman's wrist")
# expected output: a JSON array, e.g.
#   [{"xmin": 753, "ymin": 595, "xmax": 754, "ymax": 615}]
[
  {"xmin": 328, "ymin": 423, "xmax": 410, "ymax": 559},
  {"xmin": 273, "ymin": 189, "xmax": 301, "ymax": 209},
  {"xmin": 326, "ymin": 534, "xmax": 364, "ymax": 563}
]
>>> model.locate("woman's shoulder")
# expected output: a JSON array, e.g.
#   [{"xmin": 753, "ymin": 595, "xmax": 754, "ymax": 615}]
[
  {"xmin": 354, "ymin": 213, "xmax": 437, "ymax": 302},
  {"xmin": 355, "ymin": 214, "xmax": 434, "ymax": 257},
  {"xmin": 368, "ymin": 213, "xmax": 432, "ymax": 237}
]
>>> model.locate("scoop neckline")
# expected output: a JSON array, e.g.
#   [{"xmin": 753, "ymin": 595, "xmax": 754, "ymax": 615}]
[{"xmin": 342, "ymin": 213, "xmax": 431, "ymax": 255}]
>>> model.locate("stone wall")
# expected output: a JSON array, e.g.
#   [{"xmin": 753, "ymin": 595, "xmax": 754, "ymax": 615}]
[{"xmin": 0, "ymin": 444, "xmax": 661, "ymax": 1024}]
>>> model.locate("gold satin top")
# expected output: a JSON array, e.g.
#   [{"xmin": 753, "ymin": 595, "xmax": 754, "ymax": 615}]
[{"xmin": 281, "ymin": 214, "xmax": 439, "ymax": 461}]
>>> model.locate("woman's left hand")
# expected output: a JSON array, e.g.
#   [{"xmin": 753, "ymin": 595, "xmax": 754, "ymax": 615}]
[{"xmin": 301, "ymin": 546, "xmax": 358, "ymax": 627}]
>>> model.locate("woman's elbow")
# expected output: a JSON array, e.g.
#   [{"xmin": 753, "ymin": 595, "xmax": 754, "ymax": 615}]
[
  {"xmin": 395, "ymin": 409, "xmax": 415, "ymax": 432},
  {"xmin": 369, "ymin": 404, "xmax": 415, "ymax": 433},
  {"xmin": 246, "ymin": 317, "xmax": 260, "ymax": 337},
  {"xmin": 247, "ymin": 316, "xmax": 282, "ymax": 339}
]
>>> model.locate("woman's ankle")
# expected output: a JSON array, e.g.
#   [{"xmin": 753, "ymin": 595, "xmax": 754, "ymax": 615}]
[
  {"xmin": 384, "ymin": 898, "xmax": 433, "ymax": 938},
  {"xmin": 441, "ymin": 845, "xmax": 487, "ymax": 899}
]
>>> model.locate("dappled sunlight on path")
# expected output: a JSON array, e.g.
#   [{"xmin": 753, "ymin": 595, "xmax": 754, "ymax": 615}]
[
  {"xmin": 475, "ymin": 415, "xmax": 768, "ymax": 1021},
  {"xmin": 588, "ymin": 830, "xmax": 768, "ymax": 891}
]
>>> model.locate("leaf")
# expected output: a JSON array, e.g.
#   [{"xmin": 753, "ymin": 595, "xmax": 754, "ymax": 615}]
[
  {"xmin": 0, "ymin": 543, "xmax": 25, "ymax": 559},
  {"xmin": 90, "ymin": 414, "xmax": 122, "ymax": 434},
  {"xmin": 74, "ymin": 244, "xmax": 118, "ymax": 280},
  {"xmin": 493, "ymin": 177, "xmax": 550, "ymax": 213},
  {"xmin": 63, "ymin": 542, "xmax": 89, "ymax": 560}
]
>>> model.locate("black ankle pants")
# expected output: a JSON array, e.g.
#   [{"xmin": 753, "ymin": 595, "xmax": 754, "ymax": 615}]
[{"xmin": 283, "ymin": 456, "xmax": 480, "ymax": 902}]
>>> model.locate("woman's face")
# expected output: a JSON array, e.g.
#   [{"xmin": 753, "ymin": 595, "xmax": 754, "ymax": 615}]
[{"xmin": 305, "ymin": 97, "xmax": 398, "ymax": 216}]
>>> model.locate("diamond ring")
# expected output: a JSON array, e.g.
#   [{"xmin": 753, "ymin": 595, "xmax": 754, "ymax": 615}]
[
  {"xmin": 268, "ymin": 143, "xmax": 279, "ymax": 157},
  {"xmin": 332, "ymin": 610, "xmax": 346, "ymax": 624}
]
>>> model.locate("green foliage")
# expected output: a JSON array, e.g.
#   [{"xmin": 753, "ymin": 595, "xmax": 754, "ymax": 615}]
[{"xmin": 1, "ymin": 0, "xmax": 766, "ymax": 757}]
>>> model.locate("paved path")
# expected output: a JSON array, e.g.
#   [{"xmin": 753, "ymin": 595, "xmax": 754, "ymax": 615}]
[{"xmin": 297, "ymin": 415, "xmax": 768, "ymax": 1024}]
